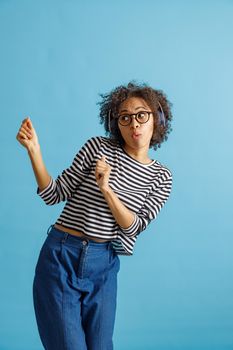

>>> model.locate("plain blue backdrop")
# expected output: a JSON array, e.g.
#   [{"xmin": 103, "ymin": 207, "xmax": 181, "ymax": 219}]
[{"xmin": 1, "ymin": 0, "xmax": 233, "ymax": 349}]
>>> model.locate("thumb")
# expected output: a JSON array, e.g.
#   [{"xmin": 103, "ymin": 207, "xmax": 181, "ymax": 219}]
[{"xmin": 101, "ymin": 155, "xmax": 106, "ymax": 162}]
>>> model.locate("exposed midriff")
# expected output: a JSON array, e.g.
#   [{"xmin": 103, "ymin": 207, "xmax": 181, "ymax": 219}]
[{"xmin": 54, "ymin": 224, "xmax": 110, "ymax": 243}]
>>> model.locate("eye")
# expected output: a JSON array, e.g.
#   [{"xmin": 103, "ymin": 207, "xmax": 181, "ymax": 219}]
[
  {"xmin": 119, "ymin": 115, "xmax": 130, "ymax": 122},
  {"xmin": 137, "ymin": 112, "xmax": 147, "ymax": 120}
]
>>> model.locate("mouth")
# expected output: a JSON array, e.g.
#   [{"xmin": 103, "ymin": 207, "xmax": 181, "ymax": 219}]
[{"xmin": 131, "ymin": 133, "xmax": 142, "ymax": 140}]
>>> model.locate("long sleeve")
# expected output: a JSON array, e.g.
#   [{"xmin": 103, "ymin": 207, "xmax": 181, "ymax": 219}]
[
  {"xmin": 36, "ymin": 137, "xmax": 100, "ymax": 205},
  {"xmin": 118, "ymin": 169, "xmax": 173, "ymax": 238}
]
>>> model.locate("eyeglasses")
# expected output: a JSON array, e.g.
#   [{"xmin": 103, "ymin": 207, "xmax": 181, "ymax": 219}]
[{"xmin": 117, "ymin": 111, "xmax": 153, "ymax": 126}]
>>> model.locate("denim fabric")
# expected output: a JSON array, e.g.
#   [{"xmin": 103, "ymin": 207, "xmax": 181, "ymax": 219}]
[{"xmin": 32, "ymin": 224, "xmax": 120, "ymax": 350}]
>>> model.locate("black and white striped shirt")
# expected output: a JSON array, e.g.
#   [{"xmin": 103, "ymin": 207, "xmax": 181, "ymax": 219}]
[{"xmin": 37, "ymin": 136, "xmax": 173, "ymax": 256}]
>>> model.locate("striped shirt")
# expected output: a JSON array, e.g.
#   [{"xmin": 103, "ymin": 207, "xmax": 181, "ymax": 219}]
[{"xmin": 37, "ymin": 136, "xmax": 173, "ymax": 256}]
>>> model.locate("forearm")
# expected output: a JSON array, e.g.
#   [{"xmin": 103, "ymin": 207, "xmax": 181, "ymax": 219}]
[
  {"xmin": 101, "ymin": 186, "xmax": 135, "ymax": 229},
  {"xmin": 28, "ymin": 145, "xmax": 52, "ymax": 193}
]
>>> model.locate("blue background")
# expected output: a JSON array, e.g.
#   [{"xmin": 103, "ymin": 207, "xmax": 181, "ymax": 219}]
[{"xmin": 1, "ymin": 0, "xmax": 233, "ymax": 349}]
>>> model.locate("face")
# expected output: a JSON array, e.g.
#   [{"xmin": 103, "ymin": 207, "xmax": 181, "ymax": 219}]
[{"xmin": 117, "ymin": 97, "xmax": 154, "ymax": 150}]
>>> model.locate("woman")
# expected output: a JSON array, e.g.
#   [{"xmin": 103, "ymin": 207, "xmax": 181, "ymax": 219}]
[{"xmin": 16, "ymin": 81, "xmax": 173, "ymax": 350}]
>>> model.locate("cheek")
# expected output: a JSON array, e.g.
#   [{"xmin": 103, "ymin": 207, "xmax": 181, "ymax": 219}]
[
  {"xmin": 143, "ymin": 120, "xmax": 154, "ymax": 134},
  {"xmin": 149, "ymin": 119, "xmax": 155, "ymax": 133},
  {"xmin": 118, "ymin": 126, "xmax": 127, "ymax": 138}
]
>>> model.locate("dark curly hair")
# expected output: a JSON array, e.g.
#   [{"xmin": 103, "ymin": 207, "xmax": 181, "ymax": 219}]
[{"xmin": 96, "ymin": 80, "xmax": 173, "ymax": 151}]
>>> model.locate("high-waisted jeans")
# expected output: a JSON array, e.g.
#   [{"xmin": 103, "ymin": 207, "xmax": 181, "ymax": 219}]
[{"xmin": 32, "ymin": 224, "xmax": 120, "ymax": 350}]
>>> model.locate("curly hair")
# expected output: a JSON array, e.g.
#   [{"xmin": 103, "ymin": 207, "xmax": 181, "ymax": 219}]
[{"xmin": 96, "ymin": 80, "xmax": 173, "ymax": 151}]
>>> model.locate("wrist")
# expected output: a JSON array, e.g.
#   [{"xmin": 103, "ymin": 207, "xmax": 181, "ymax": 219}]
[
  {"xmin": 27, "ymin": 144, "xmax": 41, "ymax": 156},
  {"xmin": 100, "ymin": 185, "xmax": 112, "ymax": 195}
]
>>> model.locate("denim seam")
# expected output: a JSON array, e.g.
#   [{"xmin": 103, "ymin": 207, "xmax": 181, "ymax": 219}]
[
  {"xmin": 81, "ymin": 246, "xmax": 88, "ymax": 278},
  {"xmin": 61, "ymin": 243, "xmax": 67, "ymax": 350},
  {"xmin": 108, "ymin": 247, "xmax": 111, "ymax": 264},
  {"xmin": 100, "ymin": 273, "xmax": 105, "ymax": 350}
]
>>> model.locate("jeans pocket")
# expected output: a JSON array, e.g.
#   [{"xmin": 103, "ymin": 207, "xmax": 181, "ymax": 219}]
[
  {"xmin": 108, "ymin": 247, "xmax": 115, "ymax": 264},
  {"xmin": 108, "ymin": 247, "xmax": 120, "ymax": 272},
  {"xmin": 35, "ymin": 236, "xmax": 63, "ymax": 276},
  {"xmin": 34, "ymin": 241, "xmax": 47, "ymax": 275}
]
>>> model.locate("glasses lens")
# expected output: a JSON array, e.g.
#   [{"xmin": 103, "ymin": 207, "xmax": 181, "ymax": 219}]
[
  {"xmin": 118, "ymin": 115, "xmax": 131, "ymax": 126},
  {"xmin": 136, "ymin": 112, "xmax": 149, "ymax": 123}
]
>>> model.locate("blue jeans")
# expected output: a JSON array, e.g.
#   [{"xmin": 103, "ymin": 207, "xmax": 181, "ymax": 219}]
[{"xmin": 32, "ymin": 224, "xmax": 120, "ymax": 350}]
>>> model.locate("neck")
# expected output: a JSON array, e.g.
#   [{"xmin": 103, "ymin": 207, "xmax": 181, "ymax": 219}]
[{"xmin": 122, "ymin": 143, "xmax": 152, "ymax": 164}]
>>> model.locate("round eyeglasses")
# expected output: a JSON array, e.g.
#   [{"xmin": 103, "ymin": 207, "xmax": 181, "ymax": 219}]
[{"xmin": 117, "ymin": 111, "xmax": 153, "ymax": 126}]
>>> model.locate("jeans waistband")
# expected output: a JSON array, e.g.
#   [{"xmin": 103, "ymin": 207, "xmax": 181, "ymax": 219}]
[{"xmin": 47, "ymin": 224, "xmax": 112, "ymax": 250}]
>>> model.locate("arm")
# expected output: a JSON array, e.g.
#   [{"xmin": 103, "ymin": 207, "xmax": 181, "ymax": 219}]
[
  {"xmin": 96, "ymin": 158, "xmax": 173, "ymax": 237},
  {"xmin": 36, "ymin": 137, "xmax": 100, "ymax": 205},
  {"xmin": 16, "ymin": 117, "xmax": 52, "ymax": 192},
  {"xmin": 28, "ymin": 146, "xmax": 52, "ymax": 193},
  {"xmin": 17, "ymin": 118, "xmax": 100, "ymax": 205},
  {"xmin": 95, "ymin": 155, "xmax": 135, "ymax": 228},
  {"xmin": 101, "ymin": 186, "xmax": 136, "ymax": 229}
]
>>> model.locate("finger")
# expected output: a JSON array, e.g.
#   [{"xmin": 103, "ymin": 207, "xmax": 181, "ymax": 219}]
[
  {"xmin": 25, "ymin": 126, "xmax": 32, "ymax": 133},
  {"xmin": 22, "ymin": 117, "xmax": 29, "ymax": 123},
  {"xmin": 21, "ymin": 129, "xmax": 31, "ymax": 139},
  {"xmin": 26, "ymin": 118, "xmax": 33, "ymax": 130},
  {"xmin": 18, "ymin": 130, "xmax": 29, "ymax": 140},
  {"xmin": 21, "ymin": 117, "xmax": 29, "ymax": 125},
  {"xmin": 96, "ymin": 165, "xmax": 105, "ymax": 174},
  {"xmin": 96, "ymin": 167, "xmax": 104, "ymax": 175},
  {"xmin": 21, "ymin": 124, "xmax": 32, "ymax": 133},
  {"xmin": 97, "ymin": 156, "xmax": 105, "ymax": 164},
  {"xmin": 95, "ymin": 167, "xmax": 102, "ymax": 177},
  {"xmin": 21, "ymin": 126, "xmax": 32, "ymax": 137},
  {"xmin": 97, "ymin": 157, "xmax": 108, "ymax": 167},
  {"xmin": 95, "ymin": 171, "xmax": 102, "ymax": 181},
  {"xmin": 96, "ymin": 160, "xmax": 106, "ymax": 168},
  {"xmin": 22, "ymin": 117, "xmax": 32, "ymax": 129},
  {"xmin": 96, "ymin": 167, "xmax": 108, "ymax": 176}
]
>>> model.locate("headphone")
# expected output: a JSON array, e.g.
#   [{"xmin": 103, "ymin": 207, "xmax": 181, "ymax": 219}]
[
  {"xmin": 108, "ymin": 101, "xmax": 166, "ymax": 133},
  {"xmin": 157, "ymin": 101, "xmax": 166, "ymax": 127}
]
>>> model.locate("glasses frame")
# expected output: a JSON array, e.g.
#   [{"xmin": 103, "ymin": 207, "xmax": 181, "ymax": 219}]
[{"xmin": 117, "ymin": 111, "xmax": 154, "ymax": 126}]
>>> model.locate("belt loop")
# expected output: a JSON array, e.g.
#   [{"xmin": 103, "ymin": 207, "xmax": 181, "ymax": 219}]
[
  {"xmin": 47, "ymin": 224, "xmax": 54, "ymax": 235},
  {"xmin": 61, "ymin": 232, "xmax": 69, "ymax": 244}
]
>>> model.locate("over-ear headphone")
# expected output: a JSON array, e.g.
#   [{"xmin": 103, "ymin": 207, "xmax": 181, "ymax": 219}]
[
  {"xmin": 108, "ymin": 101, "xmax": 166, "ymax": 133},
  {"xmin": 157, "ymin": 101, "xmax": 166, "ymax": 127}
]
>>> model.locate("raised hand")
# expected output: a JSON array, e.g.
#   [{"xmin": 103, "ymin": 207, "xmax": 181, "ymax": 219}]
[
  {"xmin": 95, "ymin": 155, "xmax": 112, "ymax": 192},
  {"xmin": 16, "ymin": 116, "xmax": 40, "ymax": 152}
]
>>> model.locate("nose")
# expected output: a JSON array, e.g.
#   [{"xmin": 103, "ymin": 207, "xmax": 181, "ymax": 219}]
[{"xmin": 130, "ymin": 116, "xmax": 140, "ymax": 128}]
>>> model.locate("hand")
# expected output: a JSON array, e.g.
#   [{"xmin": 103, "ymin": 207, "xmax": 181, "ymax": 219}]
[
  {"xmin": 16, "ymin": 116, "xmax": 40, "ymax": 152},
  {"xmin": 95, "ymin": 155, "xmax": 112, "ymax": 192}
]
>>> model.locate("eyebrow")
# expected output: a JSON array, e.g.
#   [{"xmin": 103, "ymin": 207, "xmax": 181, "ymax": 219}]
[{"xmin": 119, "ymin": 106, "xmax": 148, "ymax": 113}]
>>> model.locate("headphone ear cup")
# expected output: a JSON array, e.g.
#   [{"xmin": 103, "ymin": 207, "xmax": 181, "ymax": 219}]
[
  {"xmin": 157, "ymin": 101, "xmax": 166, "ymax": 126},
  {"xmin": 158, "ymin": 110, "xmax": 165, "ymax": 126}
]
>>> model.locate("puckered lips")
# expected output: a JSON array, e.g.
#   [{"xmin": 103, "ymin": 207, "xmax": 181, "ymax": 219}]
[{"xmin": 131, "ymin": 132, "xmax": 142, "ymax": 140}]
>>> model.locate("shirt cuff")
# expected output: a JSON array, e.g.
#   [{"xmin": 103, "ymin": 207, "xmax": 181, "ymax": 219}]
[
  {"xmin": 36, "ymin": 177, "xmax": 55, "ymax": 198},
  {"xmin": 119, "ymin": 213, "xmax": 138, "ymax": 234}
]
